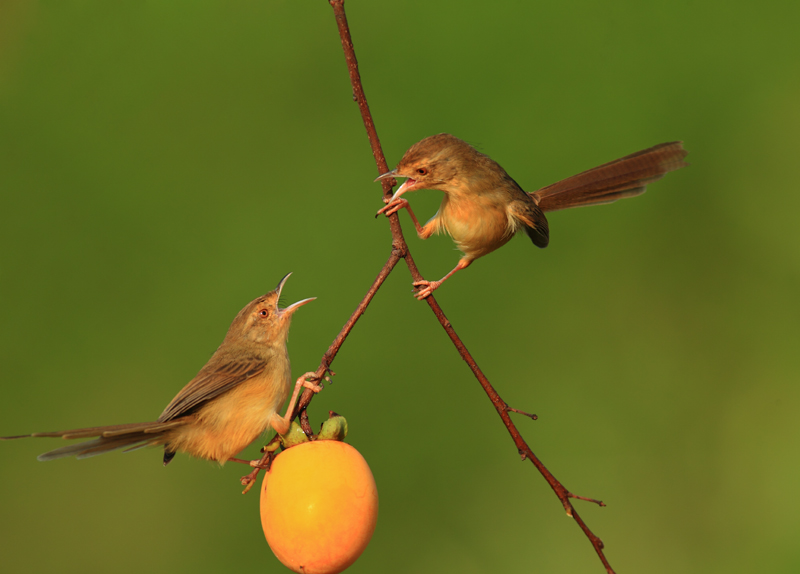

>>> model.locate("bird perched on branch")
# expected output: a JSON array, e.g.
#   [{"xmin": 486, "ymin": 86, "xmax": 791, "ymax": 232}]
[
  {"xmin": 376, "ymin": 134, "xmax": 688, "ymax": 299},
  {"xmin": 1, "ymin": 274, "xmax": 321, "ymax": 466}
]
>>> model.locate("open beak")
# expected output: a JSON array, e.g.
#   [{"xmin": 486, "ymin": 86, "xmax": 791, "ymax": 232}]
[
  {"xmin": 275, "ymin": 273, "xmax": 316, "ymax": 315},
  {"xmin": 375, "ymin": 169, "xmax": 416, "ymax": 203}
]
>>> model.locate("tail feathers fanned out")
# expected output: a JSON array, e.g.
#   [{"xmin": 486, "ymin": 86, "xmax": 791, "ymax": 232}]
[{"xmin": 531, "ymin": 142, "xmax": 688, "ymax": 213}]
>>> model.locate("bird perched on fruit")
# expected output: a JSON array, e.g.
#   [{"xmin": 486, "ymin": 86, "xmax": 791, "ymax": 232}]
[
  {"xmin": 1, "ymin": 273, "xmax": 321, "ymax": 466},
  {"xmin": 376, "ymin": 134, "xmax": 688, "ymax": 299}
]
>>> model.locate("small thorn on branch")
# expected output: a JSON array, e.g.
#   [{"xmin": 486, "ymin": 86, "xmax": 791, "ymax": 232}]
[
  {"xmin": 518, "ymin": 449, "xmax": 528, "ymax": 461},
  {"xmin": 506, "ymin": 404, "xmax": 538, "ymax": 420},
  {"xmin": 569, "ymin": 492, "xmax": 607, "ymax": 507}
]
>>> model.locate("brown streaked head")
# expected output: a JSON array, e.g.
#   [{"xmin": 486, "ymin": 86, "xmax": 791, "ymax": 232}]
[
  {"xmin": 224, "ymin": 273, "xmax": 315, "ymax": 346},
  {"xmin": 376, "ymin": 134, "xmax": 485, "ymax": 202}
]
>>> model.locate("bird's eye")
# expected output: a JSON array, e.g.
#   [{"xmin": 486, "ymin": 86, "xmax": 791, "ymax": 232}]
[
  {"xmin": 416, "ymin": 168, "xmax": 428, "ymax": 176},
  {"xmin": 258, "ymin": 309, "xmax": 269, "ymax": 318}
]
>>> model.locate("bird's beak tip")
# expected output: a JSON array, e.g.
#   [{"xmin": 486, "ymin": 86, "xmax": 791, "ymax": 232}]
[
  {"xmin": 374, "ymin": 169, "xmax": 397, "ymax": 183},
  {"xmin": 282, "ymin": 297, "xmax": 315, "ymax": 315},
  {"xmin": 276, "ymin": 272, "xmax": 292, "ymax": 296}
]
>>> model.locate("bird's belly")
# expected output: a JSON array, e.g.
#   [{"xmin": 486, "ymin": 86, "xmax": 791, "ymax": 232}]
[
  {"xmin": 168, "ymin": 371, "xmax": 291, "ymax": 463},
  {"xmin": 441, "ymin": 199, "xmax": 512, "ymax": 260}
]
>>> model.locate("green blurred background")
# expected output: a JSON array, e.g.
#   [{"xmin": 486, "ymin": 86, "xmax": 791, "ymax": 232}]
[{"xmin": 1, "ymin": 1, "xmax": 798, "ymax": 573}]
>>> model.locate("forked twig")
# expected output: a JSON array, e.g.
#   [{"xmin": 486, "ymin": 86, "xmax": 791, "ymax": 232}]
[{"xmin": 248, "ymin": 2, "xmax": 616, "ymax": 572}]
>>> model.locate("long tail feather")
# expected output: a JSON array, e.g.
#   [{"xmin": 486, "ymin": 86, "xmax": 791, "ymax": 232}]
[
  {"xmin": 531, "ymin": 142, "xmax": 688, "ymax": 212},
  {"xmin": 36, "ymin": 433, "xmax": 160, "ymax": 461},
  {"xmin": 25, "ymin": 421, "xmax": 167, "ymax": 440},
  {"xmin": 3, "ymin": 419, "xmax": 189, "ymax": 461}
]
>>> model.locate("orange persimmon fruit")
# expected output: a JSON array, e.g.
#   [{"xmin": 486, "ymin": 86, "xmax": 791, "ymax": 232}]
[{"xmin": 260, "ymin": 440, "xmax": 378, "ymax": 574}]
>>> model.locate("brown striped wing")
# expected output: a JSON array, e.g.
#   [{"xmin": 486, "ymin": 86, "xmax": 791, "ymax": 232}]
[{"xmin": 157, "ymin": 352, "xmax": 268, "ymax": 422}]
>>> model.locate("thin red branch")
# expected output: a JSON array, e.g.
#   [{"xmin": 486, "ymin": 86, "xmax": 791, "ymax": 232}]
[
  {"xmin": 327, "ymin": 1, "xmax": 617, "ymax": 571},
  {"xmin": 247, "ymin": 1, "xmax": 618, "ymax": 571},
  {"xmin": 296, "ymin": 250, "xmax": 402, "ymax": 411}
]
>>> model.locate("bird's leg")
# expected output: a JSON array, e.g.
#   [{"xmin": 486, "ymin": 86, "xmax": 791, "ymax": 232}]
[
  {"xmin": 413, "ymin": 258, "xmax": 472, "ymax": 300},
  {"xmin": 376, "ymin": 198, "xmax": 427, "ymax": 238},
  {"xmin": 228, "ymin": 456, "xmax": 270, "ymax": 468},
  {"xmin": 269, "ymin": 372, "xmax": 323, "ymax": 436},
  {"xmin": 240, "ymin": 370, "xmax": 322, "ymax": 488},
  {"xmin": 240, "ymin": 448, "xmax": 278, "ymax": 494}
]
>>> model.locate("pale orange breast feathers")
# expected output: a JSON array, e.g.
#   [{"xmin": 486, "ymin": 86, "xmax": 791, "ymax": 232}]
[{"xmin": 434, "ymin": 194, "xmax": 515, "ymax": 262}]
